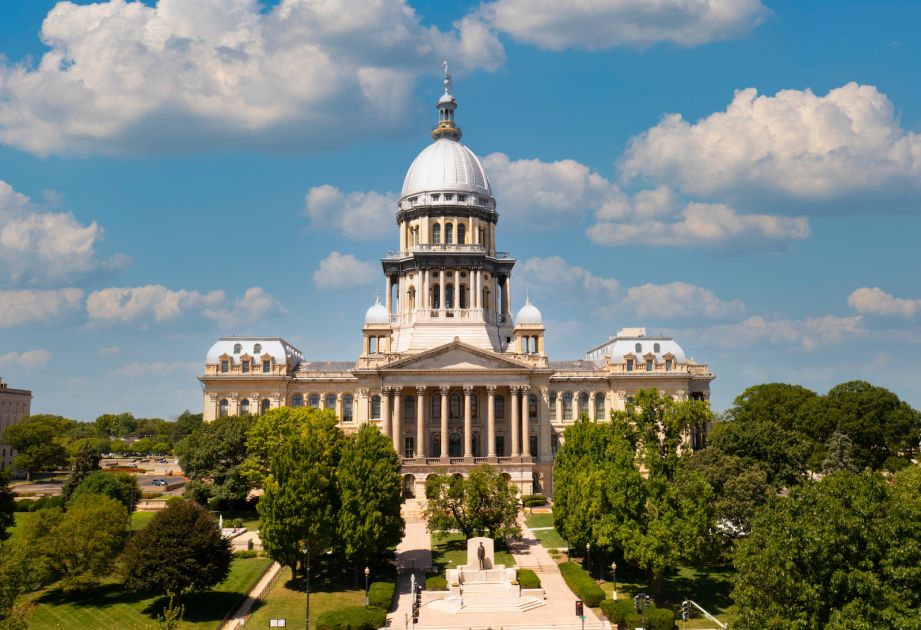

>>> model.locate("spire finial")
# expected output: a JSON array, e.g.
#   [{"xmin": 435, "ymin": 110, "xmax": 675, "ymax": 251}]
[
  {"xmin": 375, "ymin": 288, "xmax": 381, "ymax": 305},
  {"xmin": 432, "ymin": 59, "xmax": 462, "ymax": 141},
  {"xmin": 525, "ymin": 286, "xmax": 531, "ymax": 304},
  {"xmin": 441, "ymin": 59, "xmax": 452, "ymax": 95}
]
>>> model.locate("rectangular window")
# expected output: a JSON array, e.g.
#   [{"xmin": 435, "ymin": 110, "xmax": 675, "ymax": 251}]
[
  {"xmin": 262, "ymin": 360, "xmax": 270, "ymax": 373},
  {"xmin": 495, "ymin": 395, "xmax": 505, "ymax": 419},
  {"xmin": 551, "ymin": 433, "xmax": 559, "ymax": 456},
  {"xmin": 220, "ymin": 360, "xmax": 228, "ymax": 373},
  {"xmin": 665, "ymin": 359, "xmax": 673, "ymax": 371},
  {"xmin": 457, "ymin": 194, "xmax": 466, "ymax": 202},
  {"xmin": 495, "ymin": 436, "xmax": 505, "ymax": 457},
  {"xmin": 404, "ymin": 396, "xmax": 415, "ymax": 419},
  {"xmin": 626, "ymin": 360, "xmax": 633, "ymax": 372},
  {"xmin": 242, "ymin": 361, "xmax": 250, "ymax": 373},
  {"xmin": 343, "ymin": 396, "xmax": 353, "ymax": 422},
  {"xmin": 529, "ymin": 435, "xmax": 538, "ymax": 458},
  {"xmin": 444, "ymin": 193, "xmax": 453, "ymax": 200},
  {"xmin": 404, "ymin": 437, "xmax": 415, "ymax": 458},
  {"xmin": 550, "ymin": 394, "xmax": 557, "ymax": 421},
  {"xmin": 646, "ymin": 359, "xmax": 653, "ymax": 372}
]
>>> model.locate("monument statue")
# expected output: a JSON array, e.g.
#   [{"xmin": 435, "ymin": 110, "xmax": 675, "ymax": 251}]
[{"xmin": 477, "ymin": 542, "xmax": 486, "ymax": 569}]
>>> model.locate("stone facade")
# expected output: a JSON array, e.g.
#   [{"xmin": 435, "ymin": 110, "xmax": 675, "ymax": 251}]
[
  {"xmin": 0, "ymin": 378, "xmax": 32, "ymax": 468},
  {"xmin": 198, "ymin": 73, "xmax": 714, "ymax": 496}
]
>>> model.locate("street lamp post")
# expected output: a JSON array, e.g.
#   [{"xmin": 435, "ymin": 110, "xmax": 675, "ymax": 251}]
[
  {"xmin": 302, "ymin": 542, "xmax": 311, "ymax": 630},
  {"xmin": 586, "ymin": 543, "xmax": 591, "ymax": 578},
  {"xmin": 364, "ymin": 566, "xmax": 370, "ymax": 609},
  {"xmin": 611, "ymin": 562, "xmax": 617, "ymax": 600}
]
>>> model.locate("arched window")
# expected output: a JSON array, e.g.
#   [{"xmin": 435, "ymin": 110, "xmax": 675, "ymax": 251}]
[
  {"xmin": 549, "ymin": 393, "xmax": 558, "ymax": 421},
  {"xmin": 370, "ymin": 395, "xmax": 381, "ymax": 419},
  {"xmin": 432, "ymin": 223, "xmax": 441, "ymax": 244},
  {"xmin": 446, "ymin": 285, "xmax": 454, "ymax": 309},
  {"xmin": 595, "ymin": 393, "xmax": 605, "ymax": 420},
  {"xmin": 219, "ymin": 399, "xmax": 229, "ymax": 417},
  {"xmin": 404, "ymin": 396, "xmax": 415, "ymax": 419},
  {"xmin": 529, "ymin": 394, "xmax": 538, "ymax": 419},
  {"xmin": 445, "ymin": 223, "xmax": 453, "ymax": 244},
  {"xmin": 432, "ymin": 433, "xmax": 441, "ymax": 457},
  {"xmin": 240, "ymin": 399, "xmax": 250, "ymax": 415},
  {"xmin": 253, "ymin": 343, "xmax": 262, "ymax": 354},
  {"xmin": 579, "ymin": 392, "xmax": 590, "ymax": 415},
  {"xmin": 292, "ymin": 394, "xmax": 303, "ymax": 408},
  {"xmin": 233, "ymin": 343, "xmax": 242, "ymax": 354},
  {"xmin": 261, "ymin": 399, "xmax": 270, "ymax": 415},
  {"xmin": 432, "ymin": 284, "xmax": 441, "ymax": 309},
  {"xmin": 562, "ymin": 392, "xmax": 573, "ymax": 420},
  {"xmin": 653, "ymin": 342, "xmax": 661, "ymax": 353},
  {"xmin": 431, "ymin": 392, "xmax": 441, "ymax": 419},
  {"xmin": 310, "ymin": 394, "xmax": 320, "ymax": 408},
  {"xmin": 449, "ymin": 432, "xmax": 462, "ymax": 457},
  {"xmin": 458, "ymin": 224, "xmax": 466, "ymax": 244},
  {"xmin": 459, "ymin": 285, "xmax": 467, "ymax": 309},
  {"xmin": 495, "ymin": 395, "xmax": 505, "ymax": 419},
  {"xmin": 482, "ymin": 287, "xmax": 490, "ymax": 310},
  {"xmin": 449, "ymin": 393, "xmax": 461, "ymax": 420},
  {"xmin": 343, "ymin": 394, "xmax": 353, "ymax": 422},
  {"xmin": 635, "ymin": 343, "xmax": 642, "ymax": 353},
  {"xmin": 325, "ymin": 394, "xmax": 337, "ymax": 410}
]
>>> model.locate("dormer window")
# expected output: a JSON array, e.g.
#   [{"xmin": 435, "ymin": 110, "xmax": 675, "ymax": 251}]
[
  {"xmin": 262, "ymin": 360, "xmax": 270, "ymax": 373},
  {"xmin": 253, "ymin": 343, "xmax": 262, "ymax": 354},
  {"xmin": 242, "ymin": 361, "xmax": 250, "ymax": 373},
  {"xmin": 665, "ymin": 359, "xmax": 673, "ymax": 371},
  {"xmin": 432, "ymin": 193, "xmax": 440, "ymax": 201},
  {"xmin": 220, "ymin": 360, "xmax": 229, "ymax": 373},
  {"xmin": 233, "ymin": 343, "xmax": 242, "ymax": 354},
  {"xmin": 626, "ymin": 359, "xmax": 634, "ymax": 372},
  {"xmin": 646, "ymin": 359, "xmax": 653, "ymax": 372}
]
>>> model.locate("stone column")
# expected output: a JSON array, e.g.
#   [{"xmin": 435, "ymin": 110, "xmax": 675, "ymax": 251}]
[
  {"xmin": 555, "ymin": 394, "xmax": 563, "ymax": 423},
  {"xmin": 573, "ymin": 391, "xmax": 581, "ymax": 420},
  {"xmin": 440, "ymin": 386, "xmax": 449, "ymax": 461},
  {"xmin": 487, "ymin": 386, "xmax": 496, "ymax": 459},
  {"xmin": 510, "ymin": 386, "xmax": 520, "ymax": 457},
  {"xmin": 422, "ymin": 269, "xmax": 429, "ymax": 309},
  {"xmin": 463, "ymin": 386, "xmax": 473, "ymax": 460},
  {"xmin": 385, "ymin": 276, "xmax": 392, "ymax": 316},
  {"xmin": 392, "ymin": 388, "xmax": 402, "ymax": 455},
  {"xmin": 439, "ymin": 269, "xmax": 446, "ymax": 313},
  {"xmin": 589, "ymin": 391, "xmax": 597, "ymax": 421},
  {"xmin": 473, "ymin": 269, "xmax": 479, "ymax": 309},
  {"xmin": 521, "ymin": 386, "xmax": 531, "ymax": 458},
  {"xmin": 335, "ymin": 393, "xmax": 343, "ymax": 420},
  {"xmin": 416, "ymin": 387, "xmax": 426, "ymax": 458},
  {"xmin": 381, "ymin": 387, "xmax": 391, "ymax": 438}
]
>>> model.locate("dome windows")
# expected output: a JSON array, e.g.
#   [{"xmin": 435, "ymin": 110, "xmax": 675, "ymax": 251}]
[
  {"xmin": 445, "ymin": 223, "xmax": 454, "ymax": 244},
  {"xmin": 432, "ymin": 224, "xmax": 441, "ymax": 244},
  {"xmin": 635, "ymin": 343, "xmax": 642, "ymax": 353},
  {"xmin": 457, "ymin": 194, "xmax": 466, "ymax": 203},
  {"xmin": 233, "ymin": 343, "xmax": 242, "ymax": 354},
  {"xmin": 653, "ymin": 343, "xmax": 661, "ymax": 353},
  {"xmin": 253, "ymin": 343, "xmax": 262, "ymax": 354},
  {"xmin": 458, "ymin": 224, "xmax": 466, "ymax": 244}
]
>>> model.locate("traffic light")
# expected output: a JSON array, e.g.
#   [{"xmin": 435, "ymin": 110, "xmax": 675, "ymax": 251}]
[
  {"xmin": 681, "ymin": 599, "xmax": 690, "ymax": 621},
  {"xmin": 575, "ymin": 600, "xmax": 584, "ymax": 617}
]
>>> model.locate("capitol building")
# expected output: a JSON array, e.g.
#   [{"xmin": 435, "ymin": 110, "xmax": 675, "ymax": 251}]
[{"xmin": 199, "ymin": 74, "xmax": 714, "ymax": 497}]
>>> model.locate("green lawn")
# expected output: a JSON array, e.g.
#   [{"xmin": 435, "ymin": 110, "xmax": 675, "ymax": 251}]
[
  {"xmin": 247, "ymin": 570, "xmax": 365, "ymax": 630},
  {"xmin": 26, "ymin": 557, "xmax": 271, "ymax": 629},
  {"xmin": 130, "ymin": 511, "xmax": 155, "ymax": 530},
  {"xmin": 214, "ymin": 510, "xmax": 261, "ymax": 532},
  {"xmin": 430, "ymin": 532, "xmax": 517, "ymax": 572},
  {"xmin": 9, "ymin": 511, "xmax": 34, "ymax": 537},
  {"xmin": 524, "ymin": 512, "xmax": 569, "ymax": 549},
  {"xmin": 524, "ymin": 512, "xmax": 555, "ymax": 529}
]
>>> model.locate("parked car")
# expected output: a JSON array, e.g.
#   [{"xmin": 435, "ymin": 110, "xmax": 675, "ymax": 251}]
[{"xmin": 152, "ymin": 478, "xmax": 168, "ymax": 487}]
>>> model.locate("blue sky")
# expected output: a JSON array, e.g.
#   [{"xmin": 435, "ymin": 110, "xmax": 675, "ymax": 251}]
[{"xmin": 1, "ymin": 0, "xmax": 919, "ymax": 420}]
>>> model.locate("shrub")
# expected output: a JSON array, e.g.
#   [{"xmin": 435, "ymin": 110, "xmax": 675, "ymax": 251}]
[
  {"xmin": 521, "ymin": 494, "xmax": 548, "ymax": 507},
  {"xmin": 28, "ymin": 496, "xmax": 62, "ymax": 512},
  {"xmin": 559, "ymin": 562, "xmax": 604, "ymax": 607},
  {"xmin": 601, "ymin": 599, "xmax": 635, "ymax": 624},
  {"xmin": 517, "ymin": 568, "xmax": 541, "ymax": 589},
  {"xmin": 230, "ymin": 518, "xmax": 245, "ymax": 528},
  {"xmin": 643, "ymin": 607, "xmax": 676, "ymax": 630},
  {"xmin": 141, "ymin": 492, "xmax": 163, "ymax": 500},
  {"xmin": 233, "ymin": 549, "xmax": 260, "ymax": 559},
  {"xmin": 316, "ymin": 606, "xmax": 386, "ymax": 630},
  {"xmin": 425, "ymin": 573, "xmax": 447, "ymax": 591},
  {"xmin": 602, "ymin": 601, "xmax": 675, "ymax": 630},
  {"xmin": 14, "ymin": 499, "xmax": 35, "ymax": 512},
  {"xmin": 368, "ymin": 580, "xmax": 396, "ymax": 610}
]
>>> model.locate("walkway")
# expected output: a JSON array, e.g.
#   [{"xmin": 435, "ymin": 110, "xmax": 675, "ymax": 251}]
[
  {"xmin": 389, "ymin": 502, "xmax": 434, "ymax": 629},
  {"xmin": 221, "ymin": 560, "xmax": 283, "ymax": 630}
]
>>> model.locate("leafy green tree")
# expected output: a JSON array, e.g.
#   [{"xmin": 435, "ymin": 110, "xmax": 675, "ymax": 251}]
[
  {"xmin": 94, "ymin": 412, "xmax": 137, "ymax": 438},
  {"xmin": 423, "ymin": 464, "xmax": 522, "ymax": 540},
  {"xmin": 732, "ymin": 468, "xmax": 921, "ymax": 629},
  {"xmin": 244, "ymin": 406, "xmax": 337, "ymax": 487},
  {"xmin": 169, "ymin": 411, "xmax": 203, "ymax": 443},
  {"xmin": 0, "ymin": 540, "xmax": 38, "ymax": 629},
  {"xmin": 176, "ymin": 415, "xmax": 253, "ymax": 507},
  {"xmin": 70, "ymin": 470, "xmax": 139, "ymax": 512},
  {"xmin": 257, "ymin": 411, "xmax": 343, "ymax": 577},
  {"xmin": 60, "ymin": 442, "xmax": 101, "ymax": 505},
  {"xmin": 554, "ymin": 389, "xmax": 717, "ymax": 596},
  {"xmin": 337, "ymin": 424, "xmax": 404, "ymax": 573},
  {"xmin": 122, "ymin": 499, "xmax": 231, "ymax": 598},
  {"xmin": 3, "ymin": 415, "xmax": 73, "ymax": 480},
  {"xmin": 821, "ymin": 431, "xmax": 857, "ymax": 474},
  {"xmin": 0, "ymin": 469, "xmax": 14, "ymax": 541}
]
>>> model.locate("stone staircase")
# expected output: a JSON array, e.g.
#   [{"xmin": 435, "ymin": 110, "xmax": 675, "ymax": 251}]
[{"xmin": 428, "ymin": 582, "xmax": 546, "ymax": 615}]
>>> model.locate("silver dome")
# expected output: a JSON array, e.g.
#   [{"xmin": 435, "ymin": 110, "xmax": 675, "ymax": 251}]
[{"xmin": 401, "ymin": 139, "xmax": 492, "ymax": 201}]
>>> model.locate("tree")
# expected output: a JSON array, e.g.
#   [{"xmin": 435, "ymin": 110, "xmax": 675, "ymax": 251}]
[
  {"xmin": 423, "ymin": 464, "xmax": 522, "ymax": 540},
  {"xmin": 94, "ymin": 412, "xmax": 137, "ymax": 438},
  {"xmin": 47, "ymin": 494, "xmax": 128, "ymax": 594},
  {"xmin": 553, "ymin": 389, "xmax": 717, "ymax": 596},
  {"xmin": 732, "ymin": 468, "xmax": 921, "ymax": 629},
  {"xmin": 821, "ymin": 431, "xmax": 857, "ymax": 474},
  {"xmin": 3, "ymin": 415, "xmax": 73, "ymax": 480},
  {"xmin": 337, "ymin": 424, "xmax": 404, "ymax": 575},
  {"xmin": 122, "ymin": 499, "xmax": 231, "ymax": 598},
  {"xmin": 169, "ymin": 411, "xmax": 203, "ymax": 443},
  {"xmin": 69, "ymin": 470, "xmax": 139, "ymax": 512},
  {"xmin": 244, "ymin": 407, "xmax": 337, "ymax": 487},
  {"xmin": 0, "ymin": 469, "xmax": 15, "ymax": 542},
  {"xmin": 60, "ymin": 442, "xmax": 102, "ymax": 505},
  {"xmin": 0, "ymin": 540, "xmax": 38, "ymax": 629},
  {"xmin": 256, "ymin": 411, "xmax": 343, "ymax": 577},
  {"xmin": 175, "ymin": 415, "xmax": 253, "ymax": 507}
]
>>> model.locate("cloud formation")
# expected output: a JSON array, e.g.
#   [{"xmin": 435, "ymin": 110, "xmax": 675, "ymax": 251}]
[
  {"xmin": 0, "ymin": 180, "xmax": 126, "ymax": 285},
  {"xmin": 618, "ymin": 281, "xmax": 747, "ymax": 320},
  {"xmin": 304, "ymin": 185, "xmax": 395, "ymax": 240},
  {"xmin": 0, "ymin": 0, "xmax": 504, "ymax": 155},
  {"xmin": 699, "ymin": 314, "xmax": 866, "ymax": 350},
  {"xmin": 521, "ymin": 256, "xmax": 621, "ymax": 300},
  {"xmin": 203, "ymin": 287, "xmax": 287, "ymax": 328},
  {"xmin": 106, "ymin": 360, "xmax": 199, "ymax": 378},
  {"xmin": 0, "ymin": 288, "xmax": 84, "ymax": 327},
  {"xmin": 848, "ymin": 287, "xmax": 921, "ymax": 318},
  {"xmin": 622, "ymin": 83, "xmax": 921, "ymax": 202},
  {"xmin": 483, "ymin": 0, "xmax": 768, "ymax": 50},
  {"xmin": 0, "ymin": 349, "xmax": 52, "ymax": 369},
  {"xmin": 313, "ymin": 252, "xmax": 378, "ymax": 290}
]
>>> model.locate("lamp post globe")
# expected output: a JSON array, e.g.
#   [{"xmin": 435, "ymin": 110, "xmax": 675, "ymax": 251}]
[
  {"xmin": 364, "ymin": 566, "xmax": 370, "ymax": 608},
  {"xmin": 611, "ymin": 562, "xmax": 617, "ymax": 600}
]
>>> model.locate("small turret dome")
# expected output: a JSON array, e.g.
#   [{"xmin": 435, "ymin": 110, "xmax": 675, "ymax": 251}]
[
  {"xmin": 364, "ymin": 295, "xmax": 389, "ymax": 325},
  {"xmin": 515, "ymin": 294, "xmax": 543, "ymax": 326}
]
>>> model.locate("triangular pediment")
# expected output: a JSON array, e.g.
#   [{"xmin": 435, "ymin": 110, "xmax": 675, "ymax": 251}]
[{"xmin": 384, "ymin": 339, "xmax": 531, "ymax": 372}]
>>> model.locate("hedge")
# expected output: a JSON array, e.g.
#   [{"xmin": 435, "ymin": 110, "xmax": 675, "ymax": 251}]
[
  {"xmin": 425, "ymin": 573, "xmax": 447, "ymax": 591},
  {"xmin": 559, "ymin": 562, "xmax": 604, "ymax": 607},
  {"xmin": 369, "ymin": 580, "xmax": 396, "ymax": 610},
  {"xmin": 15, "ymin": 496, "xmax": 63, "ymax": 512},
  {"xmin": 600, "ymin": 600, "xmax": 676, "ymax": 630},
  {"xmin": 517, "ymin": 569, "xmax": 541, "ymax": 589},
  {"xmin": 316, "ymin": 606, "xmax": 386, "ymax": 630},
  {"xmin": 521, "ymin": 494, "xmax": 548, "ymax": 507}
]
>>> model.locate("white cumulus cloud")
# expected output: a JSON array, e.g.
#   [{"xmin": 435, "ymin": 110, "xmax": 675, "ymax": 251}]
[
  {"xmin": 106, "ymin": 360, "xmax": 199, "ymax": 378},
  {"xmin": 0, "ymin": 180, "xmax": 127, "ymax": 286},
  {"xmin": 0, "ymin": 349, "xmax": 52, "ymax": 369},
  {"xmin": 622, "ymin": 83, "xmax": 921, "ymax": 203},
  {"xmin": 313, "ymin": 251, "xmax": 379, "ymax": 291},
  {"xmin": 0, "ymin": 0, "xmax": 504, "ymax": 155},
  {"xmin": 617, "ymin": 281, "xmax": 747, "ymax": 320},
  {"xmin": 520, "ymin": 256, "xmax": 621, "ymax": 300},
  {"xmin": 848, "ymin": 287, "xmax": 921, "ymax": 318},
  {"xmin": 483, "ymin": 0, "xmax": 768, "ymax": 50},
  {"xmin": 204, "ymin": 287, "xmax": 287, "ymax": 328},
  {"xmin": 699, "ymin": 314, "xmax": 866, "ymax": 350},
  {"xmin": 0, "ymin": 288, "xmax": 84, "ymax": 327},
  {"xmin": 304, "ymin": 185, "xmax": 396, "ymax": 240}
]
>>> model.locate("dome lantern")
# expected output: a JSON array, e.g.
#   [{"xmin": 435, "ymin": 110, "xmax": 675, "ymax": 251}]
[{"xmin": 432, "ymin": 60, "xmax": 462, "ymax": 142}]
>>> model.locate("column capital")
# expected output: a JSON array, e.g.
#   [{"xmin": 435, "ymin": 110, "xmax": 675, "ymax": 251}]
[
  {"xmin": 539, "ymin": 386, "xmax": 549, "ymax": 398},
  {"xmin": 208, "ymin": 392, "xmax": 218, "ymax": 402},
  {"xmin": 358, "ymin": 388, "xmax": 370, "ymax": 397},
  {"xmin": 439, "ymin": 385, "xmax": 451, "ymax": 395},
  {"xmin": 251, "ymin": 393, "xmax": 260, "ymax": 401},
  {"xmin": 381, "ymin": 386, "xmax": 393, "ymax": 395},
  {"xmin": 416, "ymin": 385, "xmax": 427, "ymax": 396},
  {"xmin": 520, "ymin": 385, "xmax": 530, "ymax": 395},
  {"xmin": 463, "ymin": 385, "xmax": 474, "ymax": 395},
  {"xmin": 272, "ymin": 392, "xmax": 282, "ymax": 402},
  {"xmin": 617, "ymin": 390, "xmax": 627, "ymax": 399},
  {"xmin": 509, "ymin": 385, "xmax": 520, "ymax": 394},
  {"xmin": 486, "ymin": 385, "xmax": 497, "ymax": 395},
  {"xmin": 230, "ymin": 392, "xmax": 240, "ymax": 401}
]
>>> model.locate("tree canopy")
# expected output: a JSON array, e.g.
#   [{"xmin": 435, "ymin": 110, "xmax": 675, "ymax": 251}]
[
  {"xmin": 122, "ymin": 499, "xmax": 231, "ymax": 598},
  {"xmin": 3, "ymin": 415, "xmax": 73, "ymax": 480},
  {"xmin": 69, "ymin": 470, "xmax": 140, "ymax": 512},
  {"xmin": 60, "ymin": 443, "xmax": 102, "ymax": 505},
  {"xmin": 175, "ymin": 414, "xmax": 253, "ymax": 507},
  {"xmin": 732, "ymin": 467, "xmax": 921, "ymax": 629},
  {"xmin": 424, "ymin": 464, "xmax": 522, "ymax": 540}
]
